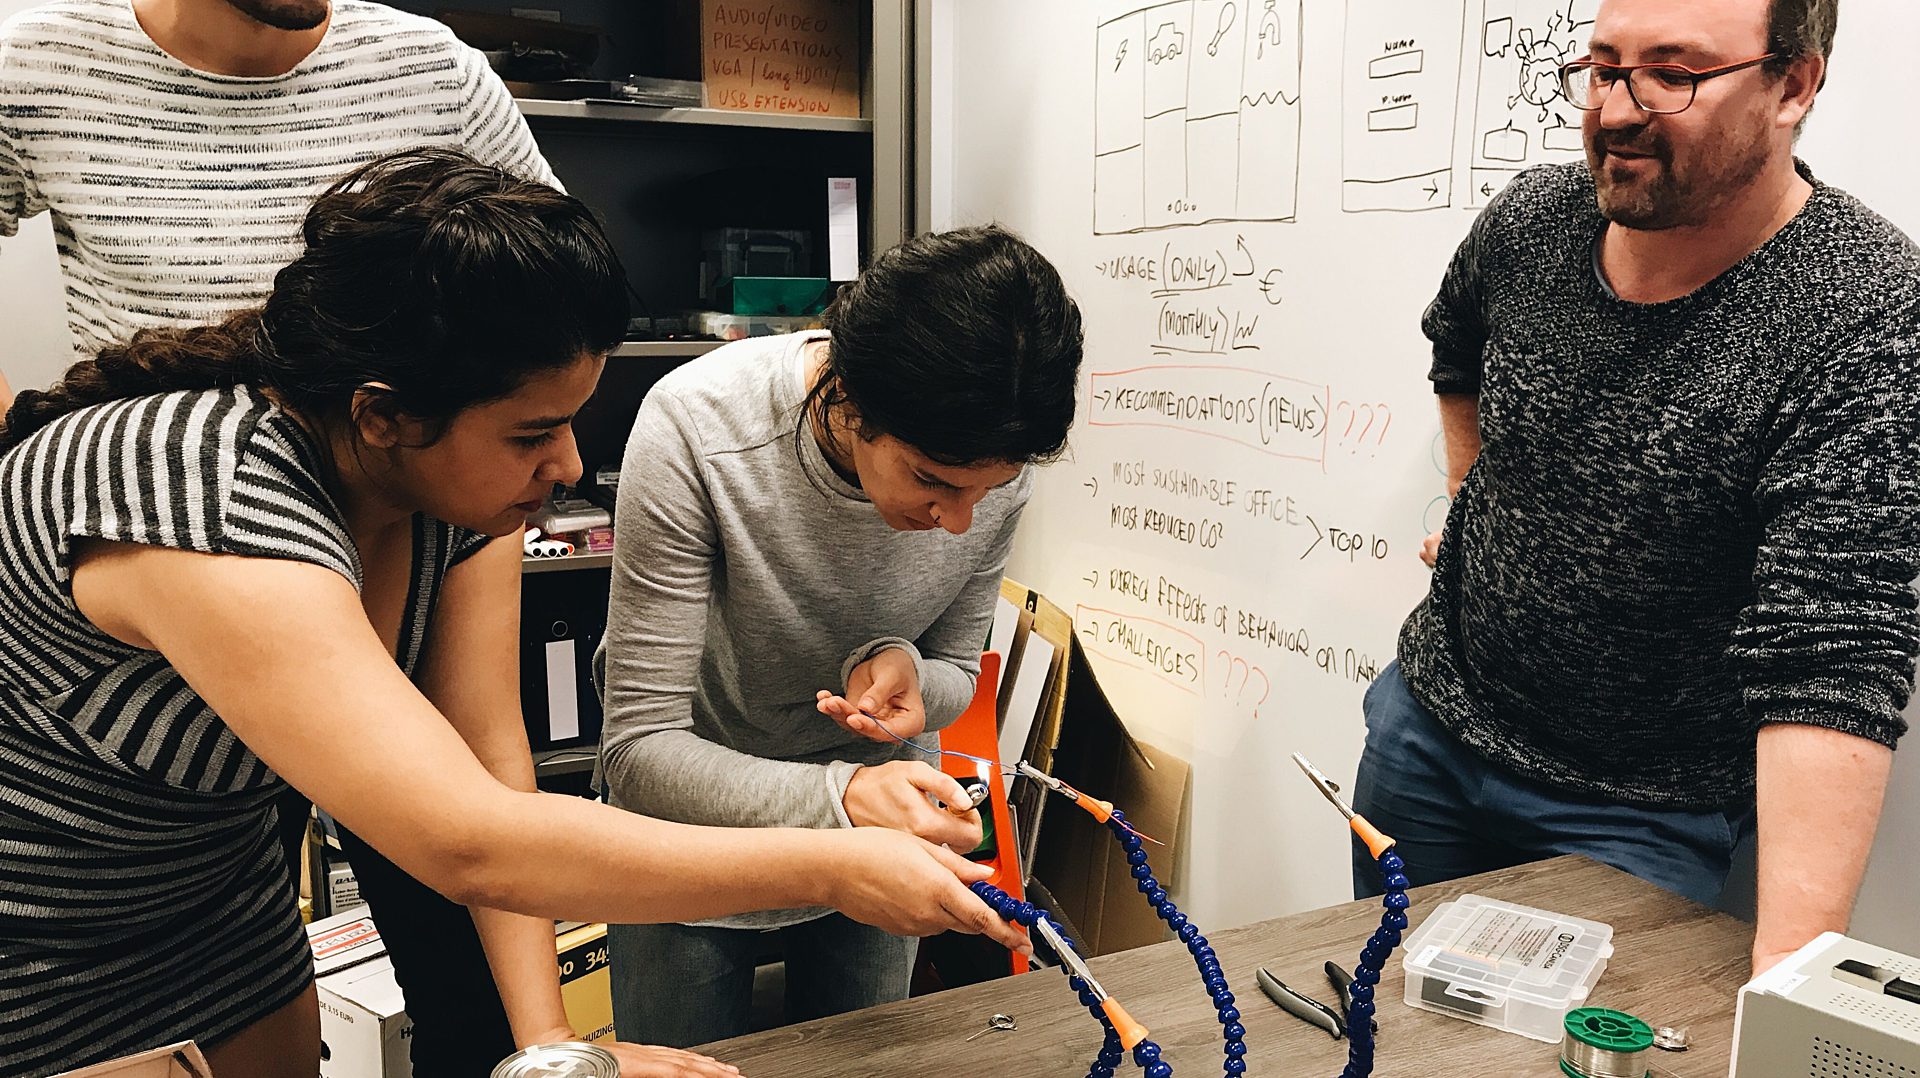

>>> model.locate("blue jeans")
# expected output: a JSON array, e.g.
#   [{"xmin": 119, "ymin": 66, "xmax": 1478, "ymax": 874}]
[
  {"xmin": 608, "ymin": 914, "xmax": 917, "ymax": 1048},
  {"xmin": 1351, "ymin": 662, "xmax": 1754, "ymax": 905}
]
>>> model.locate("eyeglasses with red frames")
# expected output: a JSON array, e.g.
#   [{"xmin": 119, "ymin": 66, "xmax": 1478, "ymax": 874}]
[{"xmin": 1558, "ymin": 53, "xmax": 1778, "ymax": 115}]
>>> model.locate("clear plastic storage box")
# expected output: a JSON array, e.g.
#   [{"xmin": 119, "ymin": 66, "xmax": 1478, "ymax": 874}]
[
  {"xmin": 688, "ymin": 309, "xmax": 823, "ymax": 341},
  {"xmin": 1400, "ymin": 893, "xmax": 1615, "ymax": 1042}
]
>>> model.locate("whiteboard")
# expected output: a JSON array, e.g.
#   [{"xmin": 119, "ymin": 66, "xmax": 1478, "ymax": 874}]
[{"xmin": 940, "ymin": 0, "xmax": 1920, "ymax": 943}]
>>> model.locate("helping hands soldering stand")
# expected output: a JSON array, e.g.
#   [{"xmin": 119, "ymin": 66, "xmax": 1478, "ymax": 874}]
[
  {"xmin": 1291, "ymin": 753, "xmax": 1411, "ymax": 1078},
  {"xmin": 969, "ymin": 761, "xmax": 1247, "ymax": 1078}
]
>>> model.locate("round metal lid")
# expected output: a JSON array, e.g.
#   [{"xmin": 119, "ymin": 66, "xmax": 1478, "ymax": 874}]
[{"xmin": 490, "ymin": 1042, "xmax": 620, "ymax": 1078}]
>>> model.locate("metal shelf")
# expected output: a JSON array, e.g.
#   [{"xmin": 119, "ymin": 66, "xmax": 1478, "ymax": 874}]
[
  {"xmin": 516, "ymin": 99, "xmax": 871, "ymax": 134},
  {"xmin": 522, "ymin": 551, "xmax": 613, "ymax": 575},
  {"xmin": 533, "ymin": 748, "xmax": 598, "ymax": 778},
  {"xmin": 611, "ymin": 339, "xmax": 726, "ymax": 359}
]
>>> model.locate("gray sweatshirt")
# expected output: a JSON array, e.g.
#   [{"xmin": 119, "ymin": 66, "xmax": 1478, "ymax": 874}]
[{"xmin": 594, "ymin": 332, "xmax": 1031, "ymax": 928}]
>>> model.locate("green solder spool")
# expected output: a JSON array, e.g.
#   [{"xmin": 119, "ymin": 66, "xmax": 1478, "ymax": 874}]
[{"xmin": 1560, "ymin": 1007, "xmax": 1655, "ymax": 1078}]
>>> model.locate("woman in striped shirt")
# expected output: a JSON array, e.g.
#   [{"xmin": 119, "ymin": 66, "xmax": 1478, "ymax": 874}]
[{"xmin": 0, "ymin": 148, "xmax": 1026, "ymax": 1078}]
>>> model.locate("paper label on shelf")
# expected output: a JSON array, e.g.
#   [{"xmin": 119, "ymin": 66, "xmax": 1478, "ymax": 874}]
[
  {"xmin": 545, "ymin": 639, "xmax": 580, "ymax": 742},
  {"xmin": 829, "ymin": 177, "xmax": 859, "ymax": 281},
  {"xmin": 700, "ymin": 0, "xmax": 861, "ymax": 118},
  {"xmin": 1451, "ymin": 906, "xmax": 1583, "ymax": 981}
]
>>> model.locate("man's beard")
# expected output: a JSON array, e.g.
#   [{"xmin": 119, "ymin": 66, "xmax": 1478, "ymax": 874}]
[
  {"xmin": 222, "ymin": 0, "xmax": 329, "ymax": 31},
  {"xmin": 1587, "ymin": 121, "xmax": 1768, "ymax": 231}
]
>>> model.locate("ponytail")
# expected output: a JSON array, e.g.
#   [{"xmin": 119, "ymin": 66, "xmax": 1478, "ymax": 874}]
[
  {"xmin": 0, "ymin": 310, "xmax": 266, "ymax": 453},
  {"xmin": 811, "ymin": 224, "xmax": 1082, "ymax": 466}
]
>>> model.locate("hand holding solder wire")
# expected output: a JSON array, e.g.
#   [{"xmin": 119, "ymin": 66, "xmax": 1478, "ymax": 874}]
[{"xmin": 817, "ymin": 647, "xmax": 928, "ymax": 741}]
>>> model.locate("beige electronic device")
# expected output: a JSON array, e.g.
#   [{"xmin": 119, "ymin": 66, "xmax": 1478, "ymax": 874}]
[{"xmin": 1731, "ymin": 931, "xmax": 1920, "ymax": 1077}]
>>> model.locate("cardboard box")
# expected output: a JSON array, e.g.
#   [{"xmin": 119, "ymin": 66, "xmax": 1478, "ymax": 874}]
[
  {"xmin": 316, "ymin": 955, "xmax": 412, "ymax": 1078},
  {"xmin": 997, "ymin": 580, "xmax": 1193, "ymax": 957},
  {"xmin": 308, "ymin": 909, "xmax": 384, "ymax": 978},
  {"xmin": 995, "ymin": 579, "xmax": 1072, "ymax": 882},
  {"xmin": 308, "ymin": 910, "xmax": 411, "ymax": 1078},
  {"xmin": 51, "ymin": 1043, "xmax": 209, "ymax": 1078},
  {"xmin": 305, "ymin": 910, "xmax": 615, "ymax": 1078},
  {"xmin": 1034, "ymin": 636, "xmax": 1192, "ymax": 955},
  {"xmin": 556, "ymin": 922, "xmax": 616, "ymax": 1043},
  {"xmin": 700, "ymin": 0, "xmax": 862, "ymax": 117}
]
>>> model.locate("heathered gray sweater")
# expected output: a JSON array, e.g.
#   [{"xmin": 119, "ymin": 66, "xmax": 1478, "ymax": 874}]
[{"xmin": 1401, "ymin": 162, "xmax": 1920, "ymax": 809}]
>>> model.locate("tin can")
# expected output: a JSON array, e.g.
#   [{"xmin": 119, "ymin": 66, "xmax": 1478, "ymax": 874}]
[{"xmin": 490, "ymin": 1042, "xmax": 620, "ymax": 1078}]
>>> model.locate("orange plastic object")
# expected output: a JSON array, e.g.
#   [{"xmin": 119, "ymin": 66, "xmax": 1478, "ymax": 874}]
[
  {"xmin": 1061, "ymin": 783, "xmax": 1165, "ymax": 845},
  {"xmin": 1351, "ymin": 815, "xmax": 1396, "ymax": 860},
  {"xmin": 939, "ymin": 651, "xmax": 1029, "ymax": 974},
  {"xmin": 1099, "ymin": 999, "xmax": 1149, "ymax": 1050},
  {"xmin": 1063, "ymin": 784, "xmax": 1114, "ymax": 823}
]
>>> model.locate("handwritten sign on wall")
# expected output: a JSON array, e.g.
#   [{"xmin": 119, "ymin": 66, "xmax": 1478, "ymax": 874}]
[{"xmin": 700, "ymin": 0, "xmax": 862, "ymax": 118}]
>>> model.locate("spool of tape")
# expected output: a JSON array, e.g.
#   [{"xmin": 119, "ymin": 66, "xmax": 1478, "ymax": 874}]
[{"xmin": 1560, "ymin": 1007, "xmax": 1655, "ymax": 1078}]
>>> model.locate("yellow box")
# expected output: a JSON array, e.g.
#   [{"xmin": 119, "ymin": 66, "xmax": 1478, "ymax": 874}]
[{"xmin": 556, "ymin": 922, "xmax": 614, "ymax": 1043}]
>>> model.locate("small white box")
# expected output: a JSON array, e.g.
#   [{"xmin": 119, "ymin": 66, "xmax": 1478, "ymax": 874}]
[
  {"xmin": 308, "ymin": 910, "xmax": 412, "ymax": 1078},
  {"xmin": 308, "ymin": 909, "xmax": 383, "ymax": 977},
  {"xmin": 1400, "ymin": 893, "xmax": 1614, "ymax": 1042},
  {"xmin": 316, "ymin": 955, "xmax": 412, "ymax": 1078},
  {"xmin": 327, "ymin": 864, "xmax": 362, "ymax": 917}
]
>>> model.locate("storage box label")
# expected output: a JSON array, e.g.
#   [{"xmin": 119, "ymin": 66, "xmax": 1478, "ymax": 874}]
[
  {"xmin": 1452, "ymin": 906, "xmax": 1583, "ymax": 982},
  {"xmin": 311, "ymin": 920, "xmax": 379, "ymax": 961},
  {"xmin": 701, "ymin": 0, "xmax": 861, "ymax": 117}
]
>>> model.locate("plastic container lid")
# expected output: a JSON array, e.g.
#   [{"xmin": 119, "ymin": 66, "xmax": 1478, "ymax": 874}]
[{"xmin": 1401, "ymin": 893, "xmax": 1616, "ymax": 1042}]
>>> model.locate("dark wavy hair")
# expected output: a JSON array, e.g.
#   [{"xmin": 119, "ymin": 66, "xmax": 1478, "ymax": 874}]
[
  {"xmin": 0, "ymin": 148, "xmax": 628, "ymax": 453},
  {"xmin": 1767, "ymin": 0, "xmax": 1837, "ymax": 85},
  {"xmin": 806, "ymin": 225, "xmax": 1083, "ymax": 467}
]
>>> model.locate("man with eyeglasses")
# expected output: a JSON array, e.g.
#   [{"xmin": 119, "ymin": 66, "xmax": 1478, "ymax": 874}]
[{"xmin": 1354, "ymin": 0, "xmax": 1919, "ymax": 976}]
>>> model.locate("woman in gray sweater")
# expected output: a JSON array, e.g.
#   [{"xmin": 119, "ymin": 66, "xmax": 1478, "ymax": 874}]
[{"xmin": 599, "ymin": 226, "xmax": 1084, "ymax": 1045}]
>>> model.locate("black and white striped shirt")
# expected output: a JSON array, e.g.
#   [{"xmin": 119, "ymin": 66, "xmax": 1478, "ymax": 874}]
[
  {"xmin": 0, "ymin": 385, "xmax": 490, "ymax": 1073},
  {"xmin": 0, "ymin": 0, "xmax": 556, "ymax": 358}
]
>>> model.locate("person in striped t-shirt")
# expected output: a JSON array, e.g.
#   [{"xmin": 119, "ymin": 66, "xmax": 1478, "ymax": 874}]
[
  {"xmin": 0, "ymin": 150, "xmax": 1028, "ymax": 1078},
  {"xmin": 0, "ymin": 2, "xmax": 573, "ymax": 1072},
  {"xmin": 0, "ymin": 0, "xmax": 557, "ymax": 361}
]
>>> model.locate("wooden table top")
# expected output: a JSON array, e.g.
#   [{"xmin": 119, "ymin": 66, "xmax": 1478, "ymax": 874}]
[{"xmin": 700, "ymin": 856, "xmax": 1752, "ymax": 1077}]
